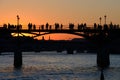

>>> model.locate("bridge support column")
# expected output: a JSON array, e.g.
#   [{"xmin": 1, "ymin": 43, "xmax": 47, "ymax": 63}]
[
  {"xmin": 14, "ymin": 51, "xmax": 22, "ymax": 68},
  {"xmin": 0, "ymin": 51, "xmax": 1, "ymax": 55},
  {"xmin": 67, "ymin": 49, "xmax": 73, "ymax": 54},
  {"xmin": 97, "ymin": 48, "xmax": 110, "ymax": 68}
]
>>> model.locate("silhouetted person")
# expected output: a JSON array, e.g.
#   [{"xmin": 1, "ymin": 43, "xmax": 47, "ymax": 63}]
[
  {"xmin": 78, "ymin": 24, "xmax": 82, "ymax": 30},
  {"xmin": 41, "ymin": 25, "xmax": 44, "ymax": 30},
  {"xmin": 3, "ymin": 24, "xmax": 7, "ymax": 29},
  {"xmin": 83, "ymin": 23, "xmax": 87, "ymax": 30},
  {"xmin": 98, "ymin": 24, "xmax": 102, "ymax": 30},
  {"xmin": 46, "ymin": 23, "xmax": 49, "ymax": 30},
  {"xmin": 81, "ymin": 23, "xmax": 84, "ymax": 30},
  {"xmin": 28, "ymin": 23, "xmax": 32, "ymax": 30},
  {"xmin": 28, "ymin": 23, "xmax": 30, "ymax": 30},
  {"xmin": 103, "ymin": 24, "xmax": 108, "ymax": 30},
  {"xmin": 94, "ymin": 23, "xmax": 97, "ymax": 30},
  {"xmin": 55, "ymin": 23, "xmax": 59, "ymax": 30},
  {"xmin": 7, "ymin": 24, "xmax": 16, "ymax": 30},
  {"xmin": 69, "ymin": 23, "xmax": 74, "ymax": 30},
  {"xmin": 109, "ymin": 22, "xmax": 113, "ymax": 29},
  {"xmin": 113, "ymin": 24, "xmax": 117, "ymax": 29},
  {"xmin": 33, "ymin": 24, "xmax": 36, "ymax": 30},
  {"xmin": 61, "ymin": 24, "xmax": 63, "ymax": 30}
]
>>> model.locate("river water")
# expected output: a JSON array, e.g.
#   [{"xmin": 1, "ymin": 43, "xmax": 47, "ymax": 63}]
[{"xmin": 0, "ymin": 51, "xmax": 120, "ymax": 80}]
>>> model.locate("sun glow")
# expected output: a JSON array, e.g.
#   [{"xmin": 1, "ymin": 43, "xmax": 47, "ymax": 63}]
[
  {"xmin": 12, "ymin": 33, "xmax": 84, "ymax": 40},
  {"xmin": 35, "ymin": 33, "xmax": 84, "ymax": 40}
]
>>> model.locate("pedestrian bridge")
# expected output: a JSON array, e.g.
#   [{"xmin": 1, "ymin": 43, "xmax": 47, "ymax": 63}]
[
  {"xmin": 10, "ymin": 28, "xmax": 114, "ymax": 39},
  {"xmin": 0, "ymin": 27, "xmax": 120, "ymax": 69}
]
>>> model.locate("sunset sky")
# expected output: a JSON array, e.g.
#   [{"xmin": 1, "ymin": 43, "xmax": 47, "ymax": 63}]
[{"xmin": 0, "ymin": 0, "xmax": 120, "ymax": 26}]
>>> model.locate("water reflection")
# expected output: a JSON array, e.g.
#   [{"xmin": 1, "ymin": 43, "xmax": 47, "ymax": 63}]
[{"xmin": 0, "ymin": 53, "xmax": 120, "ymax": 80}]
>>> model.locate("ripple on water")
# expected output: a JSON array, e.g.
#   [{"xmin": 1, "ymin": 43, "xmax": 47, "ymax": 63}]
[{"xmin": 0, "ymin": 54, "xmax": 120, "ymax": 80}]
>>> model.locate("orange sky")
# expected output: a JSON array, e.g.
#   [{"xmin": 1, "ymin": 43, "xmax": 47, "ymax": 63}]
[{"xmin": 0, "ymin": 0, "xmax": 120, "ymax": 25}]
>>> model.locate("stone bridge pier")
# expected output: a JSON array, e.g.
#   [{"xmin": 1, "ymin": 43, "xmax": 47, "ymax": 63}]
[
  {"xmin": 14, "ymin": 37, "xmax": 22, "ymax": 68},
  {"xmin": 97, "ymin": 46, "xmax": 110, "ymax": 68},
  {"xmin": 14, "ymin": 51, "xmax": 22, "ymax": 68}
]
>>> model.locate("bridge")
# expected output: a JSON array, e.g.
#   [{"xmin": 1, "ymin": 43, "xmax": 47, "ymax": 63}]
[
  {"xmin": 11, "ymin": 29, "xmax": 95, "ymax": 38},
  {"xmin": 9, "ymin": 27, "xmax": 120, "ymax": 38},
  {"xmin": 0, "ymin": 24, "xmax": 120, "ymax": 69}
]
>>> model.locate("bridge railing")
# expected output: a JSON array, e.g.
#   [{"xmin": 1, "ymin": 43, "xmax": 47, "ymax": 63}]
[
  {"xmin": 1, "ymin": 24, "xmax": 120, "ymax": 32},
  {"xmin": 0, "ymin": 24, "xmax": 91, "ymax": 30}
]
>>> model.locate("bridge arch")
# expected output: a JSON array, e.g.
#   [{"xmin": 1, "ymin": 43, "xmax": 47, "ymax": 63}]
[
  {"xmin": 32, "ymin": 32, "xmax": 89, "ymax": 39},
  {"xmin": 33, "ymin": 33, "xmax": 86, "ymax": 40}
]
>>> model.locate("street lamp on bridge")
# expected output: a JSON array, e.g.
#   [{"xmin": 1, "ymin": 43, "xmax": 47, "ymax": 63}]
[
  {"xmin": 104, "ymin": 15, "xmax": 107, "ymax": 25},
  {"xmin": 17, "ymin": 15, "xmax": 20, "ymax": 26}
]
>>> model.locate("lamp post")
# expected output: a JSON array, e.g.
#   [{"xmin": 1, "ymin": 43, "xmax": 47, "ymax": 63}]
[
  {"xmin": 14, "ymin": 15, "xmax": 22, "ymax": 68},
  {"xmin": 17, "ymin": 15, "xmax": 20, "ymax": 26},
  {"xmin": 104, "ymin": 15, "xmax": 107, "ymax": 25}
]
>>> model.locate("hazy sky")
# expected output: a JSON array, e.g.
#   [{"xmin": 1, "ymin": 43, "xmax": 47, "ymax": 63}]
[{"xmin": 0, "ymin": 0, "xmax": 120, "ymax": 25}]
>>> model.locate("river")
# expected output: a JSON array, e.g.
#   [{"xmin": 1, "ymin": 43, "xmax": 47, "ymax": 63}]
[{"xmin": 0, "ymin": 51, "xmax": 120, "ymax": 80}]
